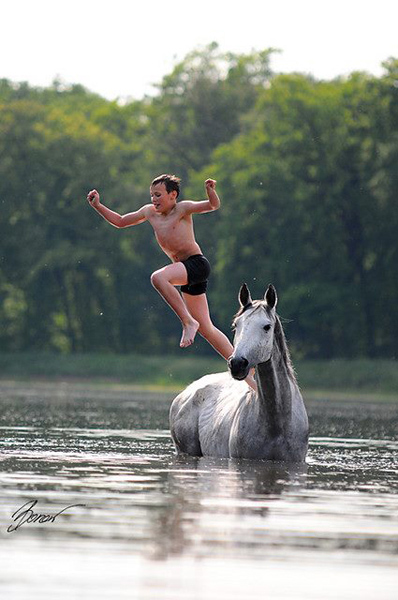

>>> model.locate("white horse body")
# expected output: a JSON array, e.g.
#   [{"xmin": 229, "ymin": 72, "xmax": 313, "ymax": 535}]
[
  {"xmin": 170, "ymin": 285, "xmax": 309, "ymax": 462},
  {"xmin": 170, "ymin": 372, "xmax": 251, "ymax": 458}
]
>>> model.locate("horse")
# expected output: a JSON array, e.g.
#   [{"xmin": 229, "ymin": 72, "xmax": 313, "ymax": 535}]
[{"xmin": 169, "ymin": 284, "xmax": 309, "ymax": 462}]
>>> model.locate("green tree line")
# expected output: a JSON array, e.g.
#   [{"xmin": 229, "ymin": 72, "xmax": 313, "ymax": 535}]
[{"xmin": 1, "ymin": 44, "xmax": 397, "ymax": 358}]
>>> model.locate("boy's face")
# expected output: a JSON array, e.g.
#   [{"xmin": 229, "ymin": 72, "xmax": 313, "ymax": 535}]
[{"xmin": 150, "ymin": 183, "xmax": 177, "ymax": 213}]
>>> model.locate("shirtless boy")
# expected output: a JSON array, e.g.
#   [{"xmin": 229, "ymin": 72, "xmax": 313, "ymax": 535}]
[{"xmin": 87, "ymin": 174, "xmax": 255, "ymax": 389}]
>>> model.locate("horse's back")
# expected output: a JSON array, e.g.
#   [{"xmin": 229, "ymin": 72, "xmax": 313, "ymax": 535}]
[{"xmin": 170, "ymin": 372, "xmax": 248, "ymax": 457}]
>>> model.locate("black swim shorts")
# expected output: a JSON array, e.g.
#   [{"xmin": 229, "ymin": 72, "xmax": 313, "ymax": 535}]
[{"xmin": 180, "ymin": 254, "xmax": 211, "ymax": 296}]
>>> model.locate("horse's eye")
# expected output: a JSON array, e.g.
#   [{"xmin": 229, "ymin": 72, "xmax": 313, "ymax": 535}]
[{"xmin": 263, "ymin": 324, "xmax": 271, "ymax": 332}]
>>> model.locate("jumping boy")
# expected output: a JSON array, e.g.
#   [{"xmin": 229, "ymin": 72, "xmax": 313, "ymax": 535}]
[{"xmin": 87, "ymin": 175, "xmax": 255, "ymax": 389}]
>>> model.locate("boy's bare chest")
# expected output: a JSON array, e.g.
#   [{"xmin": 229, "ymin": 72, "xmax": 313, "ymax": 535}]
[{"xmin": 150, "ymin": 212, "xmax": 191, "ymax": 241}]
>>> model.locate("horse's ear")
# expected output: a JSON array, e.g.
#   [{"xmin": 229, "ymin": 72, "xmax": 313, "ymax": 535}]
[
  {"xmin": 239, "ymin": 283, "xmax": 252, "ymax": 308},
  {"xmin": 264, "ymin": 284, "xmax": 277, "ymax": 309}
]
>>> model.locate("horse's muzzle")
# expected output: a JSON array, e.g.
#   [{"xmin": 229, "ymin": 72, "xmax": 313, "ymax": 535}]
[{"xmin": 228, "ymin": 356, "xmax": 250, "ymax": 380}]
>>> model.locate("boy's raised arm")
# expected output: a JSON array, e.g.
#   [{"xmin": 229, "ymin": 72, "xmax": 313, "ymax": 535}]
[
  {"xmin": 182, "ymin": 179, "xmax": 221, "ymax": 215},
  {"xmin": 87, "ymin": 189, "xmax": 148, "ymax": 228}
]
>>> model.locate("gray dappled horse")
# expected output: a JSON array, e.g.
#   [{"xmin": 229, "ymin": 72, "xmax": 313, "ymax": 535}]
[{"xmin": 170, "ymin": 284, "xmax": 309, "ymax": 462}]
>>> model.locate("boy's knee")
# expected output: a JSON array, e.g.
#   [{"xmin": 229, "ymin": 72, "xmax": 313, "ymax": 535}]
[{"xmin": 150, "ymin": 270, "xmax": 163, "ymax": 289}]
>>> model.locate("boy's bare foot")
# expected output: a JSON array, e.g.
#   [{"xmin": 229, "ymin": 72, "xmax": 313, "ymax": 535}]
[{"xmin": 180, "ymin": 319, "xmax": 199, "ymax": 348}]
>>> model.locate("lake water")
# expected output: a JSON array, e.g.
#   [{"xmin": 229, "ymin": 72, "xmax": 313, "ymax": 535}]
[{"xmin": 0, "ymin": 381, "xmax": 397, "ymax": 599}]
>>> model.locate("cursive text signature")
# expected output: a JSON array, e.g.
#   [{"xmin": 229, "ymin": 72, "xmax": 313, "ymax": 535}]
[{"xmin": 7, "ymin": 499, "xmax": 85, "ymax": 533}]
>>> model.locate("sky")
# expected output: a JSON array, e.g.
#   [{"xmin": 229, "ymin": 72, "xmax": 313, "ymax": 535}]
[{"xmin": 2, "ymin": 0, "xmax": 397, "ymax": 101}]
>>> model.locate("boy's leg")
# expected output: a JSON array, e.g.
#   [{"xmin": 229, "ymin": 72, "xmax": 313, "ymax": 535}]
[
  {"xmin": 182, "ymin": 292, "xmax": 233, "ymax": 358},
  {"xmin": 182, "ymin": 292, "xmax": 257, "ymax": 391},
  {"xmin": 150, "ymin": 263, "xmax": 199, "ymax": 348}
]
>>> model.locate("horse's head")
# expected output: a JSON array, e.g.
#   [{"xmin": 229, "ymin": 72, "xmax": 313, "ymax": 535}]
[{"xmin": 228, "ymin": 283, "xmax": 278, "ymax": 380}]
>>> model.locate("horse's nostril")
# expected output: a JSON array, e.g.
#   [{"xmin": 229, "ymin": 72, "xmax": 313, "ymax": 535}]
[
  {"xmin": 232, "ymin": 357, "xmax": 248, "ymax": 368},
  {"xmin": 229, "ymin": 356, "xmax": 249, "ymax": 378}
]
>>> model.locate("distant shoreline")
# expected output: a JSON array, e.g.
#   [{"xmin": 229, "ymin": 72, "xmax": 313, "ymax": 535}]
[
  {"xmin": 0, "ymin": 378, "xmax": 396, "ymax": 403},
  {"xmin": 0, "ymin": 351, "xmax": 396, "ymax": 402}
]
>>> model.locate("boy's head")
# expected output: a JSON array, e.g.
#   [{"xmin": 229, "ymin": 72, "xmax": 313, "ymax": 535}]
[{"xmin": 151, "ymin": 174, "xmax": 181, "ymax": 198}]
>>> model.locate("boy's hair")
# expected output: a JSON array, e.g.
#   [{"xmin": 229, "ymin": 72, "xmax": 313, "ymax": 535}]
[{"xmin": 151, "ymin": 174, "xmax": 181, "ymax": 197}]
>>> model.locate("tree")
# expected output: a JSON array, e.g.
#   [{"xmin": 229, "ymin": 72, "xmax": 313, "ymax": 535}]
[
  {"xmin": 146, "ymin": 43, "xmax": 275, "ymax": 181},
  {"xmin": 191, "ymin": 68, "xmax": 398, "ymax": 358}
]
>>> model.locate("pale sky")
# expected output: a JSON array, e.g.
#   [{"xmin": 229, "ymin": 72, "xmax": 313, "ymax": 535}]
[{"xmin": 2, "ymin": 0, "xmax": 397, "ymax": 100}]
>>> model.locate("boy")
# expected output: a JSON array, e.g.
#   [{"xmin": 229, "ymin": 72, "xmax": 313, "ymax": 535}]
[{"xmin": 87, "ymin": 174, "xmax": 255, "ymax": 389}]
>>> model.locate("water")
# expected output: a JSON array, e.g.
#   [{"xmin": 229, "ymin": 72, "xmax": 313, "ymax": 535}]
[{"xmin": 0, "ymin": 381, "xmax": 397, "ymax": 599}]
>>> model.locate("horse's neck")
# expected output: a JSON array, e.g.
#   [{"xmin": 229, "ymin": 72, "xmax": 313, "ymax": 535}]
[{"xmin": 255, "ymin": 349, "xmax": 293, "ymax": 436}]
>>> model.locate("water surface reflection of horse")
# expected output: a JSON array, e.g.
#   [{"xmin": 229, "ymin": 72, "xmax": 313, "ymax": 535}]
[
  {"xmin": 148, "ymin": 455, "xmax": 307, "ymax": 560},
  {"xmin": 170, "ymin": 284, "xmax": 309, "ymax": 461}
]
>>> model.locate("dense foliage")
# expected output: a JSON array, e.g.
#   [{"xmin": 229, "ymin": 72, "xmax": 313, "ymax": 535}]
[{"xmin": 1, "ymin": 45, "xmax": 397, "ymax": 358}]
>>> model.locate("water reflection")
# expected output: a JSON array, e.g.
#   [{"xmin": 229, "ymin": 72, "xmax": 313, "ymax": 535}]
[{"xmin": 149, "ymin": 455, "xmax": 307, "ymax": 560}]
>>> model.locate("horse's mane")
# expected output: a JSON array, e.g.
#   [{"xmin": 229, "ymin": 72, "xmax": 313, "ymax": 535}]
[
  {"xmin": 273, "ymin": 313, "xmax": 297, "ymax": 383},
  {"xmin": 233, "ymin": 300, "xmax": 297, "ymax": 384}
]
